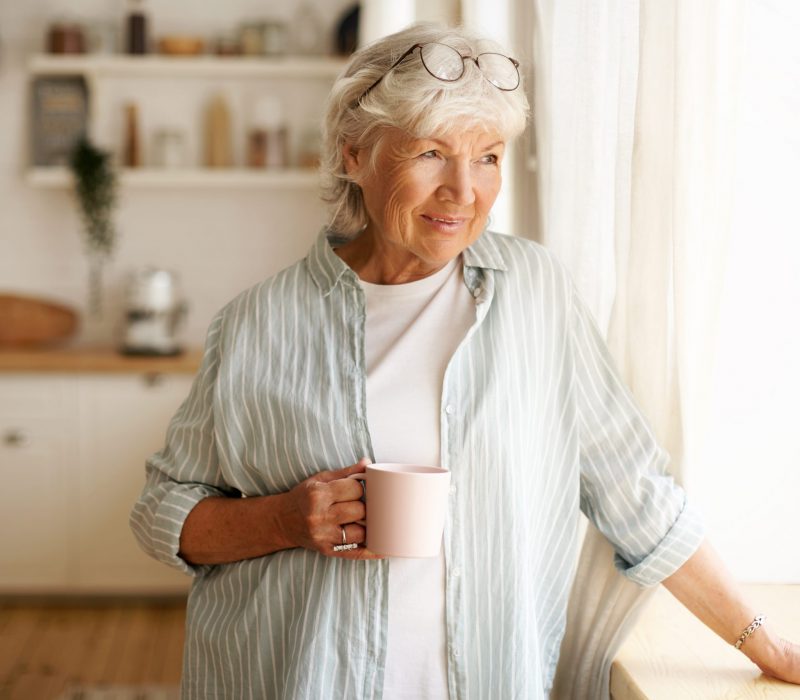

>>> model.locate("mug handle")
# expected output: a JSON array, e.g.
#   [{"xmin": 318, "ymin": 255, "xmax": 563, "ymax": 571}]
[{"xmin": 347, "ymin": 472, "xmax": 368, "ymax": 526}]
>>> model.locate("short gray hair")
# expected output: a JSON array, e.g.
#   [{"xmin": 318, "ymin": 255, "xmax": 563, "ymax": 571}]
[{"xmin": 320, "ymin": 23, "xmax": 530, "ymax": 236}]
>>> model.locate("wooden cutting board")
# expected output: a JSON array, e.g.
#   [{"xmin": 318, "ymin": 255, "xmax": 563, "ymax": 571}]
[{"xmin": 0, "ymin": 293, "xmax": 78, "ymax": 347}]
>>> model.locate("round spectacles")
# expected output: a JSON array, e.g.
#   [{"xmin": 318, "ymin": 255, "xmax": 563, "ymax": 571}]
[{"xmin": 356, "ymin": 42, "xmax": 520, "ymax": 106}]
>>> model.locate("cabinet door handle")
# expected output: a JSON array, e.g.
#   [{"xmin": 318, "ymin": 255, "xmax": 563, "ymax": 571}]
[
  {"xmin": 143, "ymin": 373, "xmax": 165, "ymax": 388},
  {"xmin": 3, "ymin": 429, "xmax": 29, "ymax": 447}
]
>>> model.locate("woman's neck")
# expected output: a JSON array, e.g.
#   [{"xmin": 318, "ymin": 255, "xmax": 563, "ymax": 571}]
[{"xmin": 333, "ymin": 230, "xmax": 450, "ymax": 285}]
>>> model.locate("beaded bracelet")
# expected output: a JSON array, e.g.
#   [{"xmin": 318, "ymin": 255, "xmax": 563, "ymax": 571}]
[{"xmin": 734, "ymin": 614, "xmax": 767, "ymax": 650}]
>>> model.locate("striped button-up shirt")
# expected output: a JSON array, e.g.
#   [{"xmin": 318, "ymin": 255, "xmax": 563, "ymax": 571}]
[{"xmin": 130, "ymin": 229, "xmax": 704, "ymax": 699}]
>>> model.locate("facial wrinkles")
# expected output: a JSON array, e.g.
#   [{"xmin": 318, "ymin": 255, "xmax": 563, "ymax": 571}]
[{"xmin": 365, "ymin": 142, "xmax": 410, "ymax": 219}]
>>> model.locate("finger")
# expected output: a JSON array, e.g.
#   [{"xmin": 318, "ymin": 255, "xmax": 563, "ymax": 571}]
[
  {"xmin": 341, "ymin": 522, "xmax": 366, "ymax": 545},
  {"xmin": 327, "ymin": 475, "xmax": 367, "ymax": 504},
  {"xmin": 324, "ymin": 523, "xmax": 372, "ymax": 559},
  {"xmin": 330, "ymin": 500, "xmax": 366, "ymax": 525},
  {"xmin": 325, "ymin": 522, "xmax": 364, "ymax": 549},
  {"xmin": 314, "ymin": 457, "xmax": 372, "ymax": 484}
]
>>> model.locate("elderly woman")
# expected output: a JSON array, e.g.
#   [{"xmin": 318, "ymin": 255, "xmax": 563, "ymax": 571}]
[{"xmin": 131, "ymin": 22, "xmax": 800, "ymax": 699}]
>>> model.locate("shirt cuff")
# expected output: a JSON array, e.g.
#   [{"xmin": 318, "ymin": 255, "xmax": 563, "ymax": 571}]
[
  {"xmin": 614, "ymin": 497, "xmax": 706, "ymax": 587},
  {"xmin": 150, "ymin": 483, "xmax": 225, "ymax": 577}
]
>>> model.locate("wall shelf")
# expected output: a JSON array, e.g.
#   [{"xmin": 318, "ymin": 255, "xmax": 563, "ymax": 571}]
[
  {"xmin": 27, "ymin": 55, "xmax": 338, "ymax": 188},
  {"xmin": 26, "ymin": 167, "xmax": 320, "ymax": 189},
  {"xmin": 28, "ymin": 54, "xmax": 348, "ymax": 79}
]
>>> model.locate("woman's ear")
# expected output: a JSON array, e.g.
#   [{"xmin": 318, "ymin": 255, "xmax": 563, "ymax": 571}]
[{"xmin": 342, "ymin": 143, "xmax": 362, "ymax": 180}]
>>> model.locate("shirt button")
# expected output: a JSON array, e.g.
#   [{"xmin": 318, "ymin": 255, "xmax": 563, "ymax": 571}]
[
  {"xmin": 445, "ymin": 404, "xmax": 455, "ymax": 415},
  {"xmin": 449, "ymin": 484, "xmax": 457, "ymax": 496},
  {"xmin": 452, "ymin": 648, "xmax": 460, "ymax": 659},
  {"xmin": 452, "ymin": 567, "xmax": 462, "ymax": 577},
  {"xmin": 473, "ymin": 286, "xmax": 483, "ymax": 297}
]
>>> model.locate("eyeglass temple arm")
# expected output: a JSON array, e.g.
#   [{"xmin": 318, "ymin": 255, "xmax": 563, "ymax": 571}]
[{"xmin": 360, "ymin": 43, "xmax": 424, "ymax": 101}]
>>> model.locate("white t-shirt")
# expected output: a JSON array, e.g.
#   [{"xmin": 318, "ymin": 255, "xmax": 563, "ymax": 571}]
[{"xmin": 360, "ymin": 257, "xmax": 476, "ymax": 700}]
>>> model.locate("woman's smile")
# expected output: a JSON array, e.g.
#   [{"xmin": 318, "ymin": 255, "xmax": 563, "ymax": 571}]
[{"xmin": 420, "ymin": 213, "xmax": 470, "ymax": 232}]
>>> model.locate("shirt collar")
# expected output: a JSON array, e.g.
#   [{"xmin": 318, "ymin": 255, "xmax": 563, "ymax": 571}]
[
  {"xmin": 306, "ymin": 227, "xmax": 508, "ymax": 296},
  {"xmin": 462, "ymin": 230, "xmax": 508, "ymax": 272},
  {"xmin": 306, "ymin": 228, "xmax": 360, "ymax": 297}
]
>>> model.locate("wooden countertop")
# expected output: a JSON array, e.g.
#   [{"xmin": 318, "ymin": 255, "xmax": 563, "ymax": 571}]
[
  {"xmin": 612, "ymin": 584, "xmax": 800, "ymax": 699},
  {"xmin": 0, "ymin": 347, "xmax": 203, "ymax": 374}
]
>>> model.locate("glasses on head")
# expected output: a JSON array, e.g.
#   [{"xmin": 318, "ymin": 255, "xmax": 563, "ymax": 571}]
[{"xmin": 356, "ymin": 42, "xmax": 520, "ymax": 106}]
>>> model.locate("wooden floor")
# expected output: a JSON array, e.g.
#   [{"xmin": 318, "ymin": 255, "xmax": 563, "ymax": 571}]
[{"xmin": 0, "ymin": 597, "xmax": 186, "ymax": 700}]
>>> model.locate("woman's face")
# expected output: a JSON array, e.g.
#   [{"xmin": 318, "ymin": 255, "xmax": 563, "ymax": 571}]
[{"xmin": 343, "ymin": 126, "xmax": 505, "ymax": 280}]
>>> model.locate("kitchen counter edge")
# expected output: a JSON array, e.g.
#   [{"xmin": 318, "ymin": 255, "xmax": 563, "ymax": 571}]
[{"xmin": 0, "ymin": 347, "xmax": 203, "ymax": 374}]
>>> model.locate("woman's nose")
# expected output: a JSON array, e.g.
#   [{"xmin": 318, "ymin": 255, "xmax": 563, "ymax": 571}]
[{"xmin": 438, "ymin": 161, "xmax": 476, "ymax": 205}]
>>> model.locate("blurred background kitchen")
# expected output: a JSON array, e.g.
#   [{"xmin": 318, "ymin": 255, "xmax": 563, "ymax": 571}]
[
  {"xmin": 3, "ymin": 0, "xmax": 378, "ymax": 352},
  {"xmin": 0, "ymin": 0, "xmax": 390, "ymax": 590},
  {"xmin": 1, "ymin": 0, "xmax": 799, "ymax": 698}
]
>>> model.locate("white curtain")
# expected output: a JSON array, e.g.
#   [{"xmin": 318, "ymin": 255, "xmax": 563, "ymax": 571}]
[
  {"xmin": 527, "ymin": 1, "xmax": 746, "ymax": 698},
  {"xmin": 692, "ymin": 1, "xmax": 800, "ymax": 583}
]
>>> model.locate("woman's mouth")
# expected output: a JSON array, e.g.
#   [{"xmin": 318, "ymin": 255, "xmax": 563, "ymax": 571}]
[{"xmin": 421, "ymin": 214, "xmax": 469, "ymax": 231}]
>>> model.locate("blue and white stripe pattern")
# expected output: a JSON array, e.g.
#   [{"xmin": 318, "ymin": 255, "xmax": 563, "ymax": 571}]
[{"xmin": 130, "ymin": 228, "xmax": 704, "ymax": 699}]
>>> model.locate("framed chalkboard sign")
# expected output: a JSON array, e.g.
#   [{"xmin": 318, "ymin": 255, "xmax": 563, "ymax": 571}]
[{"xmin": 31, "ymin": 76, "xmax": 89, "ymax": 167}]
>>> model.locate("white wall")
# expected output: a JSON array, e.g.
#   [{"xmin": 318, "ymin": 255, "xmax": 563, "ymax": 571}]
[{"xmin": 0, "ymin": 0, "xmax": 354, "ymax": 346}]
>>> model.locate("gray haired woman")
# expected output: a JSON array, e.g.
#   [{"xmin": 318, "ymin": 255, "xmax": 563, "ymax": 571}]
[{"xmin": 131, "ymin": 22, "xmax": 800, "ymax": 699}]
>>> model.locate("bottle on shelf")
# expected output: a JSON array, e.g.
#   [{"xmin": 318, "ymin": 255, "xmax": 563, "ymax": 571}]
[
  {"xmin": 247, "ymin": 96, "xmax": 288, "ymax": 169},
  {"xmin": 204, "ymin": 94, "xmax": 233, "ymax": 168},
  {"xmin": 123, "ymin": 102, "xmax": 141, "ymax": 167},
  {"xmin": 46, "ymin": 21, "xmax": 87, "ymax": 55},
  {"xmin": 125, "ymin": 0, "xmax": 149, "ymax": 55},
  {"xmin": 297, "ymin": 125, "xmax": 322, "ymax": 169}
]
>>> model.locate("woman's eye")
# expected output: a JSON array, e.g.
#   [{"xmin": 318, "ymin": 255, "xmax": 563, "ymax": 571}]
[
  {"xmin": 481, "ymin": 154, "xmax": 499, "ymax": 165},
  {"xmin": 420, "ymin": 150, "xmax": 439, "ymax": 159}
]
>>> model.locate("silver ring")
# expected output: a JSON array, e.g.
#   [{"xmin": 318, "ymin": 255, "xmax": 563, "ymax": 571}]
[
  {"xmin": 333, "ymin": 543, "xmax": 358, "ymax": 552},
  {"xmin": 333, "ymin": 528, "xmax": 358, "ymax": 552}
]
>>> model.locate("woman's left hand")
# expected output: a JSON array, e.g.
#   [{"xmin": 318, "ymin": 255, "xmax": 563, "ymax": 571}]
[
  {"xmin": 751, "ymin": 635, "xmax": 800, "ymax": 685},
  {"xmin": 663, "ymin": 540, "xmax": 800, "ymax": 686}
]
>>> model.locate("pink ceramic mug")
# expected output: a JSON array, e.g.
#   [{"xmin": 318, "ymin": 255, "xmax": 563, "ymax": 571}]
[{"xmin": 348, "ymin": 463, "xmax": 450, "ymax": 557}]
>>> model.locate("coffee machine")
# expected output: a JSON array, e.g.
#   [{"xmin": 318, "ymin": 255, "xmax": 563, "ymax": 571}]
[{"xmin": 121, "ymin": 267, "xmax": 187, "ymax": 356}]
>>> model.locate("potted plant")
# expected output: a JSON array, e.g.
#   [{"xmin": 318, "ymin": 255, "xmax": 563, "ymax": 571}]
[{"xmin": 69, "ymin": 136, "xmax": 118, "ymax": 316}]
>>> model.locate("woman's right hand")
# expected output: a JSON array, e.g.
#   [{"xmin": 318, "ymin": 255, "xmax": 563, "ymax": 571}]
[
  {"xmin": 179, "ymin": 457, "xmax": 382, "ymax": 565},
  {"xmin": 277, "ymin": 457, "xmax": 383, "ymax": 560}
]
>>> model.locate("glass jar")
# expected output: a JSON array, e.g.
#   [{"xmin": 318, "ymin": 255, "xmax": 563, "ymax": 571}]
[
  {"xmin": 152, "ymin": 129, "xmax": 187, "ymax": 168},
  {"xmin": 247, "ymin": 96, "xmax": 288, "ymax": 169},
  {"xmin": 262, "ymin": 21, "xmax": 287, "ymax": 56},
  {"xmin": 239, "ymin": 22, "xmax": 265, "ymax": 56}
]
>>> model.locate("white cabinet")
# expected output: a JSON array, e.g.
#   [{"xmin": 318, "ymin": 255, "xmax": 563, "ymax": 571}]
[
  {"xmin": 0, "ymin": 377, "xmax": 77, "ymax": 589},
  {"xmin": 0, "ymin": 372, "xmax": 194, "ymax": 594}
]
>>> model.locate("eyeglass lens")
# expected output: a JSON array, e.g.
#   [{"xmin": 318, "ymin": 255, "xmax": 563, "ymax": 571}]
[
  {"xmin": 420, "ymin": 43, "xmax": 464, "ymax": 81},
  {"xmin": 476, "ymin": 53, "xmax": 520, "ymax": 90},
  {"xmin": 419, "ymin": 43, "xmax": 519, "ymax": 90}
]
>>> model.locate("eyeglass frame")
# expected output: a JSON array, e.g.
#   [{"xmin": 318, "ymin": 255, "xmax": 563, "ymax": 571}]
[{"xmin": 355, "ymin": 42, "xmax": 521, "ymax": 106}]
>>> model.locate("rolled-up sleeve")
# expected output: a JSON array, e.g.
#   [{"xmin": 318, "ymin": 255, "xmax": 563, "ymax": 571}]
[
  {"xmin": 129, "ymin": 311, "xmax": 236, "ymax": 576},
  {"xmin": 570, "ymin": 288, "xmax": 705, "ymax": 587}
]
